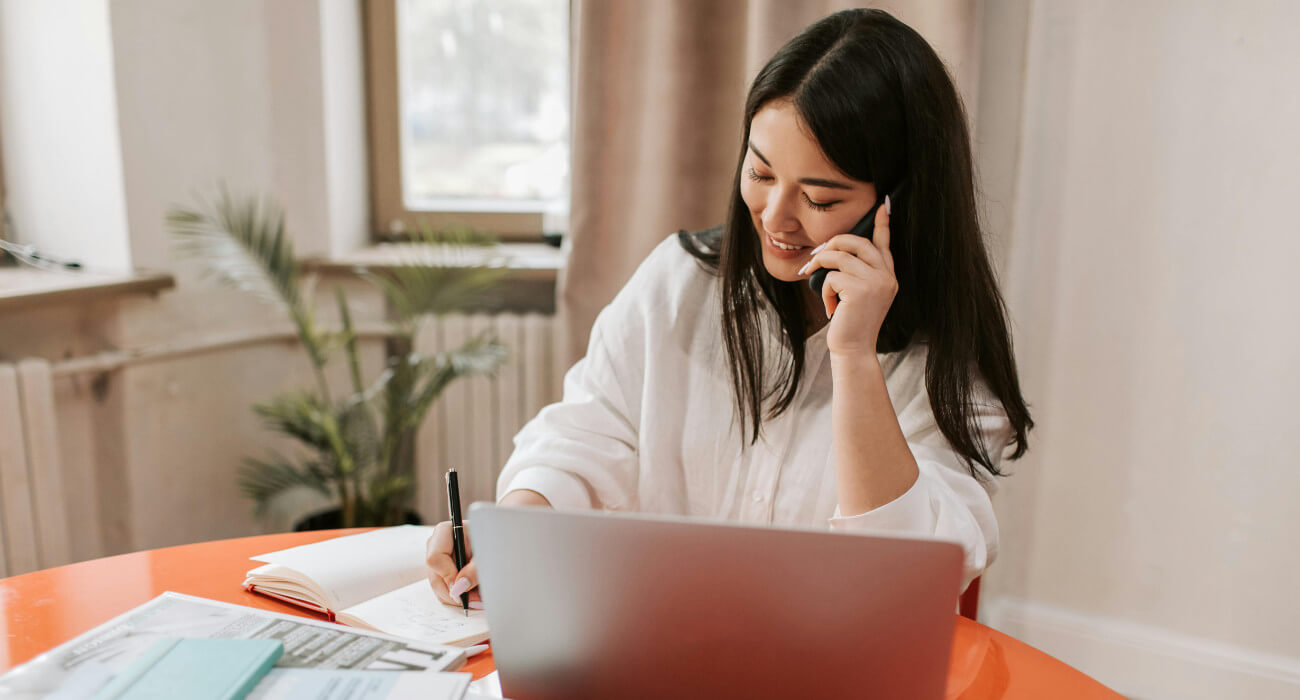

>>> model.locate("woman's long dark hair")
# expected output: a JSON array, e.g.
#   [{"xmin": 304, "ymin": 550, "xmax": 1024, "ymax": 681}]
[{"xmin": 681, "ymin": 9, "xmax": 1032, "ymax": 477}]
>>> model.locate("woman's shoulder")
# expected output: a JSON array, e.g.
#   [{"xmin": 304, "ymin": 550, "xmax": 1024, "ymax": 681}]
[
  {"xmin": 599, "ymin": 229, "xmax": 722, "ymax": 342},
  {"xmin": 622, "ymin": 229, "xmax": 720, "ymax": 300}
]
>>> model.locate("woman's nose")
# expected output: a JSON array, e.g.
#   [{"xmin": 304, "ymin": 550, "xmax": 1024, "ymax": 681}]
[{"xmin": 761, "ymin": 189, "xmax": 799, "ymax": 233}]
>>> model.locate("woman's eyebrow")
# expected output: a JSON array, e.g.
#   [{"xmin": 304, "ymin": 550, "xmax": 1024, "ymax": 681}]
[{"xmin": 747, "ymin": 141, "xmax": 856, "ymax": 191}]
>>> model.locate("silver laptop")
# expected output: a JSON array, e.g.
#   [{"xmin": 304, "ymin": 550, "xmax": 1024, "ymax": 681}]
[{"xmin": 469, "ymin": 504, "xmax": 964, "ymax": 699}]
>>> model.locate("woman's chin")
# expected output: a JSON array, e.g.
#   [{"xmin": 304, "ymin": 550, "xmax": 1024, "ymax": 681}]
[{"xmin": 761, "ymin": 257, "xmax": 807, "ymax": 283}]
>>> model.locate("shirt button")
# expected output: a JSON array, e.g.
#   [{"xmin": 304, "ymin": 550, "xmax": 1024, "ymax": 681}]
[{"xmin": 752, "ymin": 492, "xmax": 765, "ymax": 503}]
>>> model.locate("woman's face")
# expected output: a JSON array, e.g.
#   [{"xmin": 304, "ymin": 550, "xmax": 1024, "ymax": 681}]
[{"xmin": 739, "ymin": 99, "xmax": 878, "ymax": 282}]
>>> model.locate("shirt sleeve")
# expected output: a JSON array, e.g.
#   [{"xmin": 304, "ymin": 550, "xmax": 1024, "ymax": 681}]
[
  {"xmin": 495, "ymin": 317, "xmax": 642, "ymax": 511},
  {"xmin": 827, "ymin": 392, "xmax": 1013, "ymax": 591},
  {"xmin": 494, "ymin": 237, "xmax": 679, "ymax": 511}
]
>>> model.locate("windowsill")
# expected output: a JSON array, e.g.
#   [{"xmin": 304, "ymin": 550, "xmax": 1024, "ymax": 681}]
[
  {"xmin": 303, "ymin": 241, "xmax": 564, "ymax": 282},
  {"xmin": 303, "ymin": 241, "xmax": 564, "ymax": 314},
  {"xmin": 0, "ymin": 266, "xmax": 175, "ymax": 314}
]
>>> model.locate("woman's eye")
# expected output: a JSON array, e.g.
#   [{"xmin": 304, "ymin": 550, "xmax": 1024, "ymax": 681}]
[
  {"xmin": 745, "ymin": 168, "xmax": 837, "ymax": 210},
  {"xmin": 803, "ymin": 193, "xmax": 837, "ymax": 211}
]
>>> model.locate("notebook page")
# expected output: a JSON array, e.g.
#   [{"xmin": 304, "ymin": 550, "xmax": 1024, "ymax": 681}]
[
  {"xmin": 251, "ymin": 526, "xmax": 435, "ymax": 610},
  {"xmin": 338, "ymin": 580, "xmax": 490, "ymax": 647}
]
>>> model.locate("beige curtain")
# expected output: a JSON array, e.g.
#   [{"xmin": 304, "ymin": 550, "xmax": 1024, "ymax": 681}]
[{"xmin": 560, "ymin": 0, "xmax": 982, "ymax": 367}]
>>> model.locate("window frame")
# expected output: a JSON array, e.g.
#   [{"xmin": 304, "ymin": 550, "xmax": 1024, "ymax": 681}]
[{"xmin": 363, "ymin": 0, "xmax": 552, "ymax": 242}]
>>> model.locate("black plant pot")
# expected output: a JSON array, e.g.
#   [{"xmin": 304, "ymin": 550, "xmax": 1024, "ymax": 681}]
[{"xmin": 293, "ymin": 508, "xmax": 424, "ymax": 531}]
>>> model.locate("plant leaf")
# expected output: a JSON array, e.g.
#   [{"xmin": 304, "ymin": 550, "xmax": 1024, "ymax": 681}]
[
  {"xmin": 167, "ymin": 187, "xmax": 302, "ymax": 312},
  {"xmin": 168, "ymin": 187, "xmax": 330, "ymax": 370},
  {"xmin": 361, "ymin": 223, "xmax": 510, "ymax": 325},
  {"xmin": 366, "ymin": 475, "xmax": 414, "ymax": 507},
  {"xmin": 336, "ymin": 287, "xmax": 366, "ymax": 395},
  {"xmin": 252, "ymin": 392, "xmax": 334, "ymax": 452},
  {"xmin": 253, "ymin": 392, "xmax": 356, "ymax": 477},
  {"xmin": 366, "ymin": 266, "xmax": 509, "ymax": 325},
  {"xmin": 339, "ymin": 397, "xmax": 379, "ymax": 472},
  {"xmin": 399, "ymin": 333, "xmax": 508, "ymax": 432},
  {"xmin": 238, "ymin": 454, "xmax": 333, "ymax": 516}
]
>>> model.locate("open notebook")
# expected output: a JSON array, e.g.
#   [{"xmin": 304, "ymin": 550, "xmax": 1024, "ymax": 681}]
[{"xmin": 243, "ymin": 526, "xmax": 489, "ymax": 647}]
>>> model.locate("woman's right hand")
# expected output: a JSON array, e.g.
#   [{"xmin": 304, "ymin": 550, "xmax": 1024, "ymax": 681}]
[
  {"xmin": 425, "ymin": 520, "xmax": 483, "ymax": 609},
  {"xmin": 424, "ymin": 489, "xmax": 552, "ymax": 609}
]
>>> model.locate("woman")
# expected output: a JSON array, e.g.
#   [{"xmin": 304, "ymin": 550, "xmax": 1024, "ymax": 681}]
[{"xmin": 426, "ymin": 8, "xmax": 1032, "ymax": 608}]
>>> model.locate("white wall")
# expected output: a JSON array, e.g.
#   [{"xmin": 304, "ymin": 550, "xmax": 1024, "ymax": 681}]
[
  {"xmin": 108, "ymin": 0, "xmax": 380, "ymax": 550},
  {"xmin": 0, "ymin": 0, "xmax": 381, "ymax": 556},
  {"xmin": 110, "ymin": 0, "xmax": 277, "ymax": 272},
  {"xmin": 1, "ymin": 0, "xmax": 369, "ymax": 274},
  {"xmin": 320, "ymin": 0, "xmax": 371, "ymax": 257},
  {"xmin": 0, "ymin": 0, "xmax": 132, "ymax": 272},
  {"xmin": 981, "ymin": 1, "xmax": 1300, "ymax": 697},
  {"xmin": 109, "ymin": 0, "xmax": 369, "ymax": 272}
]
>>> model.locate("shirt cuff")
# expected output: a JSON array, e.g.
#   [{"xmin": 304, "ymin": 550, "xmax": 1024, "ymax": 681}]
[
  {"xmin": 500, "ymin": 466, "xmax": 594, "ymax": 511},
  {"xmin": 828, "ymin": 475, "xmax": 934, "ymax": 533}
]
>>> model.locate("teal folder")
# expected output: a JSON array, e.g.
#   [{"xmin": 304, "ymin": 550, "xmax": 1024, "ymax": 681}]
[{"xmin": 92, "ymin": 637, "xmax": 283, "ymax": 700}]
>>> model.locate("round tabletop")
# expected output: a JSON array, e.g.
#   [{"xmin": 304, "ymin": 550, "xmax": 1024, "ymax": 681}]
[{"xmin": 0, "ymin": 530, "xmax": 1119, "ymax": 698}]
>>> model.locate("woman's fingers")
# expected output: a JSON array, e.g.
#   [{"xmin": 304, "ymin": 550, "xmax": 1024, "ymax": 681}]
[
  {"xmin": 427, "ymin": 519, "xmax": 474, "ymax": 566},
  {"xmin": 447, "ymin": 560, "xmax": 479, "ymax": 599},
  {"xmin": 432, "ymin": 586, "xmax": 483, "ymax": 608},
  {"xmin": 426, "ymin": 521, "xmax": 479, "ymax": 605},
  {"xmin": 429, "ymin": 566, "xmax": 484, "ymax": 607},
  {"xmin": 873, "ymin": 196, "xmax": 894, "ymax": 273},
  {"xmin": 426, "ymin": 524, "xmax": 458, "ymax": 581},
  {"xmin": 874, "ymin": 196, "xmax": 892, "ymax": 252},
  {"xmin": 798, "ymin": 246, "xmax": 878, "ymax": 279},
  {"xmin": 821, "ymin": 270, "xmax": 844, "ymax": 317},
  {"xmin": 808, "ymin": 229, "xmax": 898, "ymax": 320},
  {"xmin": 429, "ymin": 569, "xmax": 454, "ymax": 604}
]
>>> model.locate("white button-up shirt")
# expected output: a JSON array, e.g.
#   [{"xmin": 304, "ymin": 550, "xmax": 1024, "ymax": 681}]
[{"xmin": 498, "ymin": 234, "xmax": 1014, "ymax": 588}]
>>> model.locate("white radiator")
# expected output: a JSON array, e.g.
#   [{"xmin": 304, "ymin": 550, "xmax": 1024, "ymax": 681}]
[
  {"xmin": 0, "ymin": 358, "xmax": 71, "ymax": 576},
  {"xmin": 415, "ymin": 313, "xmax": 563, "ymax": 523}
]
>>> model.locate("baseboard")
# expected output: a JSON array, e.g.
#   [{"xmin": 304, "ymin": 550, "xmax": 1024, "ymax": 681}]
[{"xmin": 983, "ymin": 597, "xmax": 1300, "ymax": 700}]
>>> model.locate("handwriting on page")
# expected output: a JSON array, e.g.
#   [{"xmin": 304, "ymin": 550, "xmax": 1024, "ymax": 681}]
[{"xmin": 347, "ymin": 581, "xmax": 488, "ymax": 646}]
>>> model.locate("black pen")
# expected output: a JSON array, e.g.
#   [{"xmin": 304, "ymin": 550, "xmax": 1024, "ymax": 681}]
[{"xmin": 446, "ymin": 468, "xmax": 470, "ymax": 616}]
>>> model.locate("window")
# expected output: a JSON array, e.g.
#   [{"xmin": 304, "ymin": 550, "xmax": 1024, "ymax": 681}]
[{"xmin": 365, "ymin": 0, "xmax": 570, "ymax": 241}]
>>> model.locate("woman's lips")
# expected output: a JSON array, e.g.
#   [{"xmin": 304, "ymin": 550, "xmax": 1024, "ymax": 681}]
[{"xmin": 763, "ymin": 233, "xmax": 813, "ymax": 259}]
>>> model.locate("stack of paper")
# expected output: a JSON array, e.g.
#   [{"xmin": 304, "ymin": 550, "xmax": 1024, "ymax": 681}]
[{"xmin": 0, "ymin": 593, "xmax": 472, "ymax": 700}]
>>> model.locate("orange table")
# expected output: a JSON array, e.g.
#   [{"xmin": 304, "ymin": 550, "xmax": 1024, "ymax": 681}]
[{"xmin": 0, "ymin": 531, "xmax": 1119, "ymax": 698}]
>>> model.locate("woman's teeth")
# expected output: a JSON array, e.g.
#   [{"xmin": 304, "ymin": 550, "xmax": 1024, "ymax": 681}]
[{"xmin": 769, "ymin": 235, "xmax": 808, "ymax": 251}]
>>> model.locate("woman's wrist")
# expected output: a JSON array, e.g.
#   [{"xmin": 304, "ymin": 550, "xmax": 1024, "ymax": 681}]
[
  {"xmin": 829, "ymin": 349, "xmax": 884, "ymax": 378},
  {"xmin": 828, "ymin": 346, "xmax": 917, "ymax": 514}
]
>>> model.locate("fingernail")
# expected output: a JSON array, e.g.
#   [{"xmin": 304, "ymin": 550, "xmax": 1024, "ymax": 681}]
[
  {"xmin": 449, "ymin": 578, "xmax": 472, "ymax": 598},
  {"xmin": 468, "ymin": 600, "xmax": 485, "ymax": 610},
  {"xmin": 797, "ymin": 262, "xmax": 811, "ymax": 275},
  {"xmin": 809, "ymin": 242, "xmax": 827, "ymax": 255},
  {"xmin": 826, "ymin": 309, "xmax": 832, "ymax": 319},
  {"xmin": 884, "ymin": 195, "xmax": 892, "ymax": 216}
]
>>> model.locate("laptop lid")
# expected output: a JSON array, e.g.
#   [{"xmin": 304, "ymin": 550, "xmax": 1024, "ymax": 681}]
[{"xmin": 469, "ymin": 504, "xmax": 963, "ymax": 700}]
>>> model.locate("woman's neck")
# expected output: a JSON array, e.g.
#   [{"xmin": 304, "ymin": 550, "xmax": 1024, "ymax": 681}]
[{"xmin": 802, "ymin": 286, "xmax": 829, "ymax": 336}]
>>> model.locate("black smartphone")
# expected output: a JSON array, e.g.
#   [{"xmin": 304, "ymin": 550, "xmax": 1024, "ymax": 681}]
[{"xmin": 807, "ymin": 185, "xmax": 901, "ymax": 296}]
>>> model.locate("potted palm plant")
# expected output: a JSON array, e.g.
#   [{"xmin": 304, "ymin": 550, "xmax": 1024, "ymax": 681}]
[{"xmin": 167, "ymin": 189, "xmax": 508, "ymax": 528}]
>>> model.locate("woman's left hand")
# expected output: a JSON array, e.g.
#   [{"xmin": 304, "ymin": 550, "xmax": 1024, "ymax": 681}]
[{"xmin": 798, "ymin": 197, "xmax": 896, "ymax": 356}]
